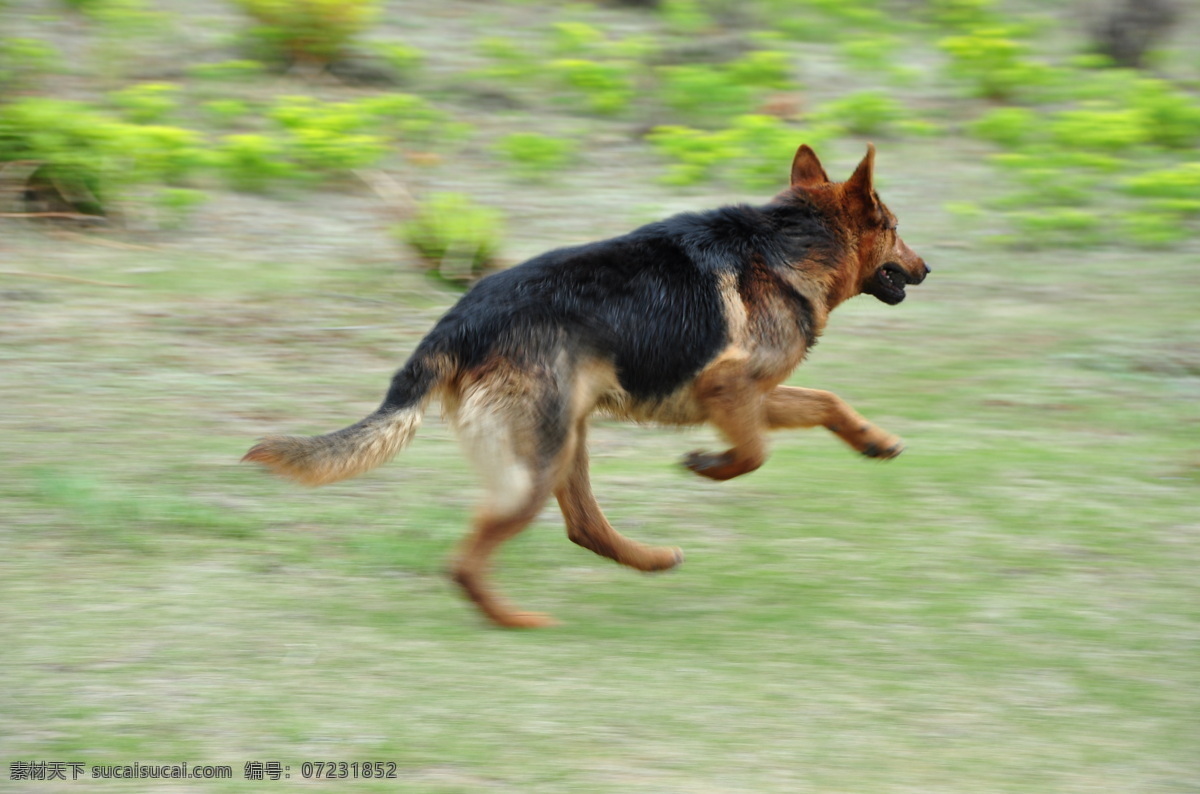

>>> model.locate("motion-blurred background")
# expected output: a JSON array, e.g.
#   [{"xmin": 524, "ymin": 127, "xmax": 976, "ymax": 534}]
[{"xmin": 2, "ymin": 0, "xmax": 1198, "ymax": 790}]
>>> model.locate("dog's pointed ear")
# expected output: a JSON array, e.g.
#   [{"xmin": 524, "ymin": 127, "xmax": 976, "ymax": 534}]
[
  {"xmin": 844, "ymin": 143, "xmax": 884, "ymax": 221},
  {"xmin": 844, "ymin": 143, "xmax": 876, "ymax": 197},
  {"xmin": 790, "ymin": 144, "xmax": 830, "ymax": 188}
]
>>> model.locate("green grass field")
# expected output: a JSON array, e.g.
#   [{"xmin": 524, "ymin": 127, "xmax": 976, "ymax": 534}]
[{"xmin": 3, "ymin": 0, "xmax": 1199, "ymax": 791}]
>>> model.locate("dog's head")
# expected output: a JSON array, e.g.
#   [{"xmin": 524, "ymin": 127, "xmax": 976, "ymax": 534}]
[{"xmin": 787, "ymin": 143, "xmax": 929, "ymax": 306}]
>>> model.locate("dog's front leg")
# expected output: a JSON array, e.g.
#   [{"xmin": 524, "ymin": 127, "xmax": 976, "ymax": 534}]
[
  {"xmin": 683, "ymin": 354, "xmax": 767, "ymax": 481},
  {"xmin": 764, "ymin": 386, "xmax": 903, "ymax": 459}
]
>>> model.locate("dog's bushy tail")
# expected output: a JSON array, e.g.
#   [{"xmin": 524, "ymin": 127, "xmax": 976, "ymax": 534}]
[{"xmin": 243, "ymin": 353, "xmax": 449, "ymax": 487}]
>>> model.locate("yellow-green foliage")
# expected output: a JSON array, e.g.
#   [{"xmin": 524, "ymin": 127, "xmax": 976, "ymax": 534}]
[
  {"xmin": 1123, "ymin": 163, "xmax": 1200, "ymax": 209},
  {"xmin": 838, "ymin": 34, "xmax": 901, "ymax": 72},
  {"xmin": 659, "ymin": 0, "xmax": 712, "ymax": 35},
  {"xmin": 0, "ymin": 37, "xmax": 57, "ymax": 90},
  {"xmin": 649, "ymin": 114, "xmax": 825, "ymax": 189},
  {"xmin": 476, "ymin": 36, "xmax": 541, "ymax": 82},
  {"xmin": 968, "ymin": 107, "xmax": 1038, "ymax": 148},
  {"xmin": 0, "ymin": 97, "xmax": 205, "ymax": 206},
  {"xmin": 725, "ymin": 50, "xmax": 794, "ymax": 91},
  {"xmin": 268, "ymin": 96, "xmax": 388, "ymax": 173},
  {"xmin": 813, "ymin": 90, "xmax": 904, "ymax": 135},
  {"xmin": 256, "ymin": 94, "xmax": 461, "ymax": 180},
  {"xmin": 187, "ymin": 59, "xmax": 266, "ymax": 81},
  {"xmin": 231, "ymin": 0, "xmax": 376, "ymax": 64},
  {"xmin": 762, "ymin": 0, "xmax": 889, "ymax": 39},
  {"xmin": 109, "ymin": 82, "xmax": 180, "ymax": 123},
  {"xmin": 399, "ymin": 193, "xmax": 504, "ymax": 285},
  {"xmin": 658, "ymin": 64, "xmax": 755, "ymax": 122},
  {"xmin": 549, "ymin": 21, "xmax": 607, "ymax": 56},
  {"xmin": 1005, "ymin": 207, "xmax": 1104, "ymax": 248},
  {"xmin": 495, "ymin": 132, "xmax": 577, "ymax": 180},
  {"xmin": 963, "ymin": 59, "xmax": 1200, "ymax": 249},
  {"xmin": 657, "ymin": 52, "xmax": 798, "ymax": 125},
  {"xmin": 1050, "ymin": 106, "xmax": 1148, "ymax": 152},
  {"xmin": 202, "ymin": 98, "xmax": 252, "ymax": 127},
  {"xmin": 216, "ymin": 133, "xmax": 295, "ymax": 191},
  {"xmin": 549, "ymin": 58, "xmax": 635, "ymax": 115},
  {"xmin": 374, "ymin": 42, "xmax": 424, "ymax": 80},
  {"xmin": 925, "ymin": 0, "xmax": 997, "ymax": 30},
  {"xmin": 1131, "ymin": 80, "xmax": 1200, "ymax": 149},
  {"xmin": 939, "ymin": 25, "xmax": 1052, "ymax": 100}
]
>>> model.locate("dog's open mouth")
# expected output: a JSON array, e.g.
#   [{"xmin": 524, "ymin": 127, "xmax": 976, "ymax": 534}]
[{"xmin": 864, "ymin": 262, "xmax": 917, "ymax": 305}]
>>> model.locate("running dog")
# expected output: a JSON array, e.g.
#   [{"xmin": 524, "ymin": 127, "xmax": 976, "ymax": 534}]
[{"xmin": 244, "ymin": 143, "xmax": 930, "ymax": 628}]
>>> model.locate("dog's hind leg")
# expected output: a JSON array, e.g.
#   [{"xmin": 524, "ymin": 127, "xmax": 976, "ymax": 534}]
[
  {"xmin": 556, "ymin": 420, "xmax": 684, "ymax": 572},
  {"xmin": 764, "ymin": 386, "xmax": 903, "ymax": 460},
  {"xmin": 683, "ymin": 352, "xmax": 768, "ymax": 481},
  {"xmin": 449, "ymin": 373, "xmax": 573, "ymax": 628},
  {"xmin": 453, "ymin": 494, "xmax": 556, "ymax": 629}
]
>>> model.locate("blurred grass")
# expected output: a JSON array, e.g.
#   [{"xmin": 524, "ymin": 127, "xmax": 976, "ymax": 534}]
[
  {"xmin": 2, "ymin": 0, "xmax": 1200, "ymax": 791},
  {"xmin": 3, "ymin": 195, "xmax": 1197, "ymax": 793}
]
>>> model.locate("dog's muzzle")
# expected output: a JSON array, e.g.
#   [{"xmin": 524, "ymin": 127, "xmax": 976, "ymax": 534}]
[{"xmin": 863, "ymin": 262, "xmax": 929, "ymax": 305}]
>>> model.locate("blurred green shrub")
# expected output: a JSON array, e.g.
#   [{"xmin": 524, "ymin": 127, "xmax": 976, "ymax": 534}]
[
  {"xmin": 1005, "ymin": 207, "xmax": 1104, "ymax": 248},
  {"xmin": 658, "ymin": 64, "xmax": 754, "ymax": 123},
  {"xmin": 659, "ymin": 0, "xmax": 713, "ymax": 35},
  {"xmin": 725, "ymin": 50, "xmax": 794, "ymax": 91},
  {"xmin": 477, "ymin": 36, "xmax": 540, "ymax": 82},
  {"xmin": 211, "ymin": 94, "xmax": 464, "ymax": 190},
  {"xmin": 762, "ymin": 0, "xmax": 888, "ymax": 39},
  {"xmin": 1131, "ymin": 80, "xmax": 1200, "ymax": 149},
  {"xmin": 152, "ymin": 187, "xmax": 208, "ymax": 229},
  {"xmin": 1049, "ymin": 105, "xmax": 1148, "ymax": 152},
  {"xmin": 126, "ymin": 124, "xmax": 208, "ymax": 183},
  {"xmin": 1118, "ymin": 160, "xmax": 1200, "ymax": 245},
  {"xmin": 373, "ymin": 42, "xmax": 424, "ymax": 81},
  {"xmin": 968, "ymin": 107, "xmax": 1037, "ymax": 148},
  {"xmin": 356, "ymin": 93, "xmax": 468, "ymax": 144},
  {"xmin": 813, "ymin": 90, "xmax": 904, "ymax": 135},
  {"xmin": 649, "ymin": 114, "xmax": 824, "ymax": 189},
  {"xmin": 268, "ymin": 95, "xmax": 387, "ymax": 174},
  {"xmin": 231, "ymin": 0, "xmax": 377, "ymax": 65},
  {"xmin": 838, "ymin": 35, "xmax": 891, "ymax": 71},
  {"xmin": 187, "ymin": 59, "xmax": 266, "ymax": 81},
  {"xmin": 724, "ymin": 114, "xmax": 810, "ymax": 189},
  {"xmin": 657, "ymin": 51, "xmax": 797, "ymax": 125},
  {"xmin": 399, "ymin": 193, "xmax": 504, "ymax": 286},
  {"xmin": 925, "ymin": 0, "xmax": 997, "ymax": 30},
  {"xmin": 646, "ymin": 124, "xmax": 737, "ymax": 186},
  {"xmin": 216, "ymin": 133, "xmax": 295, "ymax": 191},
  {"xmin": 109, "ymin": 82, "xmax": 180, "ymax": 123},
  {"xmin": 0, "ymin": 97, "xmax": 205, "ymax": 212},
  {"xmin": 202, "ymin": 98, "xmax": 252, "ymax": 127},
  {"xmin": 1123, "ymin": 163, "xmax": 1200, "ymax": 209},
  {"xmin": 1119, "ymin": 210, "xmax": 1189, "ymax": 247},
  {"xmin": 939, "ymin": 26, "xmax": 1052, "ymax": 100},
  {"xmin": 549, "ymin": 21, "xmax": 606, "ymax": 57},
  {"xmin": 270, "ymin": 94, "xmax": 463, "ymax": 175},
  {"xmin": 989, "ymin": 169, "xmax": 1100, "ymax": 209},
  {"xmin": 549, "ymin": 58, "xmax": 636, "ymax": 115},
  {"xmin": 495, "ymin": 132, "xmax": 577, "ymax": 180},
  {"xmin": 0, "ymin": 37, "xmax": 57, "ymax": 91}
]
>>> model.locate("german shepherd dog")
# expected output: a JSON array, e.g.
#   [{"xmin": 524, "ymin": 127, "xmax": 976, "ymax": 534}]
[{"xmin": 244, "ymin": 144, "xmax": 929, "ymax": 628}]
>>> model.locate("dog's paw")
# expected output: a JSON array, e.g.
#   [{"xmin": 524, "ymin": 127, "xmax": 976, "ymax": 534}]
[
  {"xmin": 683, "ymin": 450, "xmax": 763, "ymax": 480},
  {"xmin": 495, "ymin": 611, "xmax": 559, "ymax": 630},
  {"xmin": 861, "ymin": 436, "xmax": 904, "ymax": 460},
  {"xmin": 650, "ymin": 546, "xmax": 685, "ymax": 572},
  {"xmin": 683, "ymin": 449, "xmax": 734, "ymax": 480}
]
